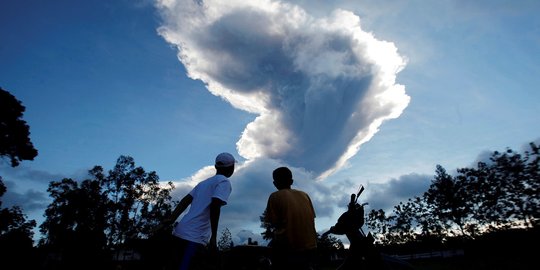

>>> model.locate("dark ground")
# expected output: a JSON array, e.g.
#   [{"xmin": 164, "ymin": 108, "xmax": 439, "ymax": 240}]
[{"xmin": 408, "ymin": 255, "xmax": 535, "ymax": 270}]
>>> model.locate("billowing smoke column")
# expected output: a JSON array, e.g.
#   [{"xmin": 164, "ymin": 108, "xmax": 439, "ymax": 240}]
[{"xmin": 156, "ymin": 0, "xmax": 409, "ymax": 179}]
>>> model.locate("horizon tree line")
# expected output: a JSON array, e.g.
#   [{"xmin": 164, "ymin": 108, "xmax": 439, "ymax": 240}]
[
  {"xmin": 1, "ymin": 87, "xmax": 538, "ymax": 258},
  {"xmin": 365, "ymin": 143, "xmax": 539, "ymax": 245}
]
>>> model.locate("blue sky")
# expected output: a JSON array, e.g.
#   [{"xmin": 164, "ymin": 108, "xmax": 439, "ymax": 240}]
[{"xmin": 1, "ymin": 0, "xmax": 539, "ymax": 245}]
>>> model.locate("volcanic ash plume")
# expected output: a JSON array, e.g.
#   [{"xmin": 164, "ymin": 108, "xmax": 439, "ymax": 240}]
[{"xmin": 156, "ymin": 0, "xmax": 410, "ymax": 178}]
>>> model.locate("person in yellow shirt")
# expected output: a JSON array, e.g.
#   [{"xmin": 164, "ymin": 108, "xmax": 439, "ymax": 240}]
[{"xmin": 265, "ymin": 166, "xmax": 317, "ymax": 270}]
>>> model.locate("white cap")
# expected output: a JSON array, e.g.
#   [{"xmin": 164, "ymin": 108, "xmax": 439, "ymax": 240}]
[{"xmin": 215, "ymin": 152, "xmax": 236, "ymax": 168}]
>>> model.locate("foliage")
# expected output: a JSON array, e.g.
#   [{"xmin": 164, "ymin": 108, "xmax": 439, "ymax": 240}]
[
  {"xmin": 39, "ymin": 156, "xmax": 176, "ymax": 250},
  {"xmin": 366, "ymin": 142, "xmax": 540, "ymax": 246},
  {"xmin": 218, "ymin": 228, "xmax": 234, "ymax": 251},
  {"xmin": 0, "ymin": 87, "xmax": 38, "ymax": 167},
  {"xmin": 0, "ymin": 194, "xmax": 37, "ymax": 268},
  {"xmin": 259, "ymin": 209, "xmax": 273, "ymax": 241},
  {"xmin": 425, "ymin": 165, "xmax": 472, "ymax": 237},
  {"xmin": 316, "ymin": 232, "xmax": 344, "ymax": 266},
  {"xmin": 317, "ymin": 232, "xmax": 344, "ymax": 251},
  {"xmin": 0, "ymin": 88, "xmax": 38, "ymax": 249},
  {"xmin": 99, "ymin": 156, "xmax": 176, "ymax": 245},
  {"xmin": 0, "ymin": 179, "xmax": 37, "ymax": 240},
  {"xmin": 38, "ymin": 178, "xmax": 108, "ymax": 249}
]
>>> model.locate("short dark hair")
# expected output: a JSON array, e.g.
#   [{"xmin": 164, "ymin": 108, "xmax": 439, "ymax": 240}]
[{"xmin": 273, "ymin": 167, "xmax": 292, "ymax": 181}]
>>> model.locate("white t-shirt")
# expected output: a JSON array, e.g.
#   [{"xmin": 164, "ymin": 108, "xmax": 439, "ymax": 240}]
[{"xmin": 173, "ymin": 174, "xmax": 232, "ymax": 244}]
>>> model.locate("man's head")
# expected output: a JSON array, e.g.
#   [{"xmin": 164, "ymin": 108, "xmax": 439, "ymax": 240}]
[
  {"xmin": 272, "ymin": 167, "xmax": 293, "ymax": 190},
  {"xmin": 215, "ymin": 152, "xmax": 236, "ymax": 177}
]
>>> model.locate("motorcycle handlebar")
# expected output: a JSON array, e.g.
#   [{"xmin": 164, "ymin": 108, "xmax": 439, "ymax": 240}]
[{"xmin": 355, "ymin": 185, "xmax": 364, "ymax": 203}]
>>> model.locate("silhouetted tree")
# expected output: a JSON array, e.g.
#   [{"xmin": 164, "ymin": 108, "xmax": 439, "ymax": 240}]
[
  {"xmin": 386, "ymin": 200, "xmax": 416, "ymax": 244},
  {"xmin": 40, "ymin": 178, "xmax": 82, "ymax": 247},
  {"xmin": 522, "ymin": 142, "xmax": 540, "ymax": 227},
  {"xmin": 259, "ymin": 209, "xmax": 273, "ymax": 241},
  {"xmin": 410, "ymin": 196, "xmax": 445, "ymax": 240},
  {"xmin": 455, "ymin": 162, "xmax": 494, "ymax": 233},
  {"xmin": 456, "ymin": 143, "xmax": 540, "ymax": 231},
  {"xmin": 39, "ymin": 156, "xmax": 175, "ymax": 256},
  {"xmin": 0, "ymin": 88, "xmax": 38, "ymax": 267},
  {"xmin": 0, "ymin": 87, "xmax": 38, "ymax": 167},
  {"xmin": 100, "ymin": 155, "xmax": 175, "ymax": 245},
  {"xmin": 0, "ymin": 193, "xmax": 37, "ymax": 269},
  {"xmin": 38, "ymin": 178, "xmax": 109, "ymax": 269},
  {"xmin": 218, "ymin": 228, "xmax": 234, "ymax": 251},
  {"xmin": 317, "ymin": 232, "xmax": 344, "ymax": 250},
  {"xmin": 365, "ymin": 142, "xmax": 540, "ymax": 247},
  {"xmin": 0, "ymin": 88, "xmax": 38, "ymax": 237},
  {"xmin": 366, "ymin": 208, "xmax": 389, "ymax": 244},
  {"xmin": 490, "ymin": 146, "xmax": 539, "ymax": 229},
  {"xmin": 0, "ymin": 179, "xmax": 37, "ymax": 240},
  {"xmin": 424, "ymin": 165, "xmax": 472, "ymax": 238},
  {"xmin": 317, "ymin": 232, "xmax": 344, "ymax": 265}
]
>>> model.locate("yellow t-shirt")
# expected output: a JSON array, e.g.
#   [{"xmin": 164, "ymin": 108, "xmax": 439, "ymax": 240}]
[{"xmin": 265, "ymin": 189, "xmax": 317, "ymax": 251}]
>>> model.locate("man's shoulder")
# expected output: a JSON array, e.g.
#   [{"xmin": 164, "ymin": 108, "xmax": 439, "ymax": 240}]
[
  {"xmin": 268, "ymin": 190, "xmax": 284, "ymax": 199},
  {"xmin": 270, "ymin": 189, "xmax": 304, "ymax": 198},
  {"xmin": 292, "ymin": 189, "xmax": 313, "ymax": 201},
  {"xmin": 291, "ymin": 188, "xmax": 308, "ymax": 195},
  {"xmin": 201, "ymin": 174, "xmax": 230, "ymax": 183},
  {"xmin": 193, "ymin": 175, "xmax": 229, "ymax": 191},
  {"xmin": 214, "ymin": 174, "xmax": 231, "ymax": 185}
]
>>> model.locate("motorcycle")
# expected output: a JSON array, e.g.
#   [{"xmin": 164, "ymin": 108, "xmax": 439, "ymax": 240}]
[{"xmin": 322, "ymin": 185, "xmax": 415, "ymax": 270}]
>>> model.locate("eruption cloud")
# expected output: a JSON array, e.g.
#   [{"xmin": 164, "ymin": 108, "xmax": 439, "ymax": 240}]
[{"xmin": 156, "ymin": 0, "xmax": 409, "ymax": 179}]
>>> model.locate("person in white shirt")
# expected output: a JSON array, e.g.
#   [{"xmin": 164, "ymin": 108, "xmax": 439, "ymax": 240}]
[{"xmin": 163, "ymin": 152, "xmax": 235, "ymax": 270}]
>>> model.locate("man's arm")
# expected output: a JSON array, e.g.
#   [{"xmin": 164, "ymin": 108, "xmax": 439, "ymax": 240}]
[
  {"xmin": 265, "ymin": 197, "xmax": 280, "ymax": 227},
  {"xmin": 209, "ymin": 197, "xmax": 226, "ymax": 249},
  {"xmin": 154, "ymin": 194, "xmax": 193, "ymax": 232},
  {"xmin": 165, "ymin": 194, "xmax": 193, "ymax": 226},
  {"xmin": 151, "ymin": 194, "xmax": 192, "ymax": 236}
]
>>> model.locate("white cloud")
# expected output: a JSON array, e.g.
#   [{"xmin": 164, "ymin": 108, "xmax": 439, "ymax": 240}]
[
  {"xmin": 156, "ymin": 0, "xmax": 415, "ymax": 245},
  {"xmin": 156, "ymin": 0, "xmax": 409, "ymax": 178}
]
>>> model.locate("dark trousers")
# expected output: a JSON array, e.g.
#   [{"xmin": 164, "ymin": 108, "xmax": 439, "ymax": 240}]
[{"xmin": 166, "ymin": 237, "xmax": 205, "ymax": 270}]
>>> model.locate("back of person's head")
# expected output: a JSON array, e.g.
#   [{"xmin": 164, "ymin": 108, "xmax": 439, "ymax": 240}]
[
  {"xmin": 273, "ymin": 167, "xmax": 293, "ymax": 188},
  {"xmin": 215, "ymin": 152, "xmax": 236, "ymax": 177}
]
